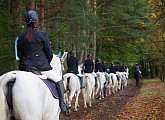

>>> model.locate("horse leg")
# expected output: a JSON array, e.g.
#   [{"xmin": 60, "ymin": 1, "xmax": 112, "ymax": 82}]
[
  {"xmin": 68, "ymin": 91, "xmax": 75, "ymax": 109},
  {"xmin": 101, "ymin": 87, "xmax": 104, "ymax": 99},
  {"xmin": 125, "ymin": 80, "xmax": 127, "ymax": 88},
  {"xmin": 95, "ymin": 82, "xmax": 100, "ymax": 99},
  {"xmin": 92, "ymin": 87, "xmax": 95, "ymax": 100},
  {"xmin": 74, "ymin": 90, "xmax": 80, "ymax": 112},
  {"xmin": 89, "ymin": 92, "xmax": 92, "ymax": 107},
  {"xmin": 82, "ymin": 89, "xmax": 88, "ymax": 108},
  {"xmin": 64, "ymin": 92, "xmax": 68, "ymax": 104}
]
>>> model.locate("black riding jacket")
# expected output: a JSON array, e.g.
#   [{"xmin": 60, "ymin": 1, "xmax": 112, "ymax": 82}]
[
  {"xmin": 17, "ymin": 28, "xmax": 53, "ymax": 71},
  {"xmin": 66, "ymin": 56, "xmax": 78, "ymax": 74},
  {"xmin": 84, "ymin": 59, "xmax": 94, "ymax": 73},
  {"xmin": 95, "ymin": 62, "xmax": 103, "ymax": 72}
]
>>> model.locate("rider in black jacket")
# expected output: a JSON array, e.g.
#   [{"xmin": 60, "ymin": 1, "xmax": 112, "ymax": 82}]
[
  {"xmin": 66, "ymin": 49, "xmax": 79, "ymax": 74},
  {"xmin": 95, "ymin": 58, "xmax": 103, "ymax": 72},
  {"xmin": 84, "ymin": 54, "xmax": 94, "ymax": 73},
  {"xmin": 66, "ymin": 49, "xmax": 85, "ymax": 89},
  {"xmin": 16, "ymin": 11, "xmax": 68, "ymax": 112}
]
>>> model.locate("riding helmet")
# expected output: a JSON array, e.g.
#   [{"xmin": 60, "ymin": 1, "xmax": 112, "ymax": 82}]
[
  {"xmin": 69, "ymin": 49, "xmax": 75, "ymax": 56},
  {"xmin": 25, "ymin": 11, "xmax": 38, "ymax": 25}
]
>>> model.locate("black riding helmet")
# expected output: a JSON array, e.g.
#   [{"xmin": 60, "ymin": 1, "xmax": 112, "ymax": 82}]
[
  {"xmin": 87, "ymin": 54, "xmax": 91, "ymax": 58},
  {"xmin": 25, "ymin": 11, "xmax": 38, "ymax": 25},
  {"xmin": 69, "ymin": 49, "xmax": 75, "ymax": 56}
]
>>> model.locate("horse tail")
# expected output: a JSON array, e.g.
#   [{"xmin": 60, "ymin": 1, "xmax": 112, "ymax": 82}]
[
  {"xmin": 63, "ymin": 74, "xmax": 71, "ymax": 92},
  {"xmin": 0, "ymin": 72, "xmax": 16, "ymax": 120},
  {"xmin": 85, "ymin": 75, "xmax": 91, "ymax": 103}
]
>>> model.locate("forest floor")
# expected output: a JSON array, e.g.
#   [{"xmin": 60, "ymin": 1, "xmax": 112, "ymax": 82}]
[{"xmin": 59, "ymin": 78, "xmax": 165, "ymax": 120}]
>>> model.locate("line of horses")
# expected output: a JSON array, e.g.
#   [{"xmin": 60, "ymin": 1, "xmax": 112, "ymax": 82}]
[
  {"xmin": 64, "ymin": 64, "xmax": 129, "ymax": 115},
  {"xmin": 0, "ymin": 52, "xmax": 129, "ymax": 120}
]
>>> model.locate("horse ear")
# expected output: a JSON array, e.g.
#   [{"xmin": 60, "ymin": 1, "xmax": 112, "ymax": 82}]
[{"xmin": 61, "ymin": 52, "xmax": 68, "ymax": 62}]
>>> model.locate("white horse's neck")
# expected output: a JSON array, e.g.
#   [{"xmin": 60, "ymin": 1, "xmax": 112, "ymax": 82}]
[
  {"xmin": 50, "ymin": 52, "xmax": 68, "ymax": 79},
  {"xmin": 50, "ymin": 54, "xmax": 63, "ymax": 78}
]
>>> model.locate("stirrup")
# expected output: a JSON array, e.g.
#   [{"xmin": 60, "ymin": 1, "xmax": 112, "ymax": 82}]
[{"xmin": 80, "ymin": 86, "xmax": 85, "ymax": 89}]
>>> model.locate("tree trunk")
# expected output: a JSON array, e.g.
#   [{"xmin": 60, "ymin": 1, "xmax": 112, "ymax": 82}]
[
  {"xmin": 40, "ymin": 0, "xmax": 44, "ymax": 30},
  {"xmin": 78, "ymin": 50, "xmax": 84, "ymax": 64},
  {"xmin": 87, "ymin": 0, "xmax": 91, "ymax": 13},
  {"xmin": 25, "ymin": 0, "xmax": 36, "ymax": 11},
  {"xmin": 10, "ymin": 0, "xmax": 21, "ymax": 69},
  {"xmin": 93, "ymin": 0, "xmax": 97, "ymax": 63}
]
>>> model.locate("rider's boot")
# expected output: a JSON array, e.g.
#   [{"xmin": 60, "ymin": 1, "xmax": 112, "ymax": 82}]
[
  {"xmin": 95, "ymin": 77, "xmax": 98, "ymax": 88},
  {"xmin": 78, "ymin": 76, "xmax": 85, "ymax": 89},
  {"xmin": 56, "ymin": 80, "xmax": 68, "ymax": 112}
]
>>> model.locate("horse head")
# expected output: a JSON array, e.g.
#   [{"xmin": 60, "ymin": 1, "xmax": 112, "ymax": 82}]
[
  {"xmin": 50, "ymin": 54, "xmax": 63, "ymax": 79},
  {"xmin": 61, "ymin": 52, "xmax": 68, "ymax": 63}
]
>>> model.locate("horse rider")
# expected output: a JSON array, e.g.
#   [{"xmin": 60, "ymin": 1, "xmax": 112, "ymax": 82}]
[
  {"xmin": 123, "ymin": 64, "xmax": 127, "ymax": 72},
  {"xmin": 134, "ymin": 63, "xmax": 141, "ymax": 86},
  {"xmin": 102, "ymin": 60, "xmax": 109, "ymax": 81},
  {"xmin": 102, "ymin": 60, "xmax": 108, "ymax": 73},
  {"xmin": 66, "ymin": 49, "xmax": 84, "ymax": 89},
  {"xmin": 109, "ymin": 62, "xmax": 116, "ymax": 74},
  {"xmin": 119, "ymin": 63, "xmax": 126, "ymax": 72},
  {"xmin": 84, "ymin": 54, "xmax": 94, "ymax": 74},
  {"xmin": 95, "ymin": 58, "xmax": 104, "ymax": 72},
  {"xmin": 116, "ymin": 62, "xmax": 121, "ymax": 72},
  {"xmin": 83, "ymin": 54, "xmax": 97, "ymax": 86},
  {"xmin": 15, "ymin": 11, "xmax": 68, "ymax": 112}
]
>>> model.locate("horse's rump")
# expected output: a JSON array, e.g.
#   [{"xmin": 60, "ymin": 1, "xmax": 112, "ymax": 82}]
[{"xmin": 0, "ymin": 71, "xmax": 60, "ymax": 120}]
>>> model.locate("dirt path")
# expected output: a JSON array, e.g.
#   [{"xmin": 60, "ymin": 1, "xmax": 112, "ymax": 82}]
[{"xmin": 60, "ymin": 79, "xmax": 141, "ymax": 120}]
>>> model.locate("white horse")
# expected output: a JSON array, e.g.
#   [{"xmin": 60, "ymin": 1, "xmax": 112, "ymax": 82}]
[
  {"xmin": 116, "ymin": 71, "xmax": 123, "ymax": 91},
  {"xmin": 121, "ymin": 68, "xmax": 129, "ymax": 89},
  {"xmin": 95, "ymin": 72, "xmax": 106, "ymax": 100},
  {"xmin": 62, "ymin": 73, "xmax": 81, "ymax": 114},
  {"xmin": 121, "ymin": 72, "xmax": 127, "ymax": 89},
  {"xmin": 108, "ymin": 73, "xmax": 118, "ymax": 94},
  {"xmin": 0, "ymin": 71, "xmax": 60, "ymax": 120},
  {"xmin": 82, "ymin": 73, "xmax": 95, "ymax": 108},
  {"xmin": 0, "ymin": 54, "xmax": 66, "ymax": 120}
]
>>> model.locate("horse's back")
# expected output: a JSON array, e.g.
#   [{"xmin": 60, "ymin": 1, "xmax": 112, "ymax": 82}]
[
  {"xmin": 63, "ymin": 73, "xmax": 80, "ymax": 90},
  {"xmin": 96, "ymin": 72, "xmax": 106, "ymax": 84},
  {"xmin": 83, "ymin": 73, "xmax": 95, "ymax": 86},
  {"xmin": 2, "ymin": 71, "xmax": 60, "ymax": 120}
]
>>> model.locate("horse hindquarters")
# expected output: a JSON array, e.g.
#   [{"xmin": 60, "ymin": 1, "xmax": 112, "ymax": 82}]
[
  {"xmin": 0, "ymin": 72, "xmax": 17, "ymax": 120},
  {"xmin": 83, "ymin": 74, "xmax": 95, "ymax": 108},
  {"xmin": 63, "ymin": 73, "xmax": 80, "ymax": 112},
  {"xmin": 96, "ymin": 73, "xmax": 106, "ymax": 99},
  {"xmin": 10, "ymin": 72, "xmax": 59, "ymax": 120},
  {"xmin": 0, "ymin": 87, "xmax": 7, "ymax": 120}
]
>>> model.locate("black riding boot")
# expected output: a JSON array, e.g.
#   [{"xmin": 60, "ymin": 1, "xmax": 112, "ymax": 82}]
[
  {"xmin": 95, "ymin": 77, "xmax": 98, "ymax": 88},
  {"xmin": 56, "ymin": 80, "xmax": 68, "ymax": 111}
]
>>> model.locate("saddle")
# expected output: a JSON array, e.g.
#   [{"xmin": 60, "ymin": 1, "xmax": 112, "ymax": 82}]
[{"xmin": 24, "ymin": 66, "xmax": 59, "ymax": 99}]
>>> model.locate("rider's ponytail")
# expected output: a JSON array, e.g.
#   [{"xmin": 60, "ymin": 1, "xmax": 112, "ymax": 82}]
[{"xmin": 23, "ymin": 25, "xmax": 33, "ymax": 44}]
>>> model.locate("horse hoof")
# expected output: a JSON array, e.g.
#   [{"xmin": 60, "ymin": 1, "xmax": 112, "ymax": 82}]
[
  {"xmin": 74, "ymin": 109, "xmax": 78, "ymax": 112},
  {"xmin": 66, "ymin": 109, "xmax": 71, "ymax": 116},
  {"xmin": 77, "ymin": 104, "xmax": 80, "ymax": 108}
]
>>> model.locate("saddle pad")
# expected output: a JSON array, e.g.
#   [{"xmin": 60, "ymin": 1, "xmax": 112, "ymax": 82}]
[{"xmin": 42, "ymin": 79, "xmax": 59, "ymax": 99}]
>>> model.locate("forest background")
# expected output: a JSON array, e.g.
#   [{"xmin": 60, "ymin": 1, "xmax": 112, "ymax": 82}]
[{"xmin": 0, "ymin": 0, "xmax": 164, "ymax": 80}]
